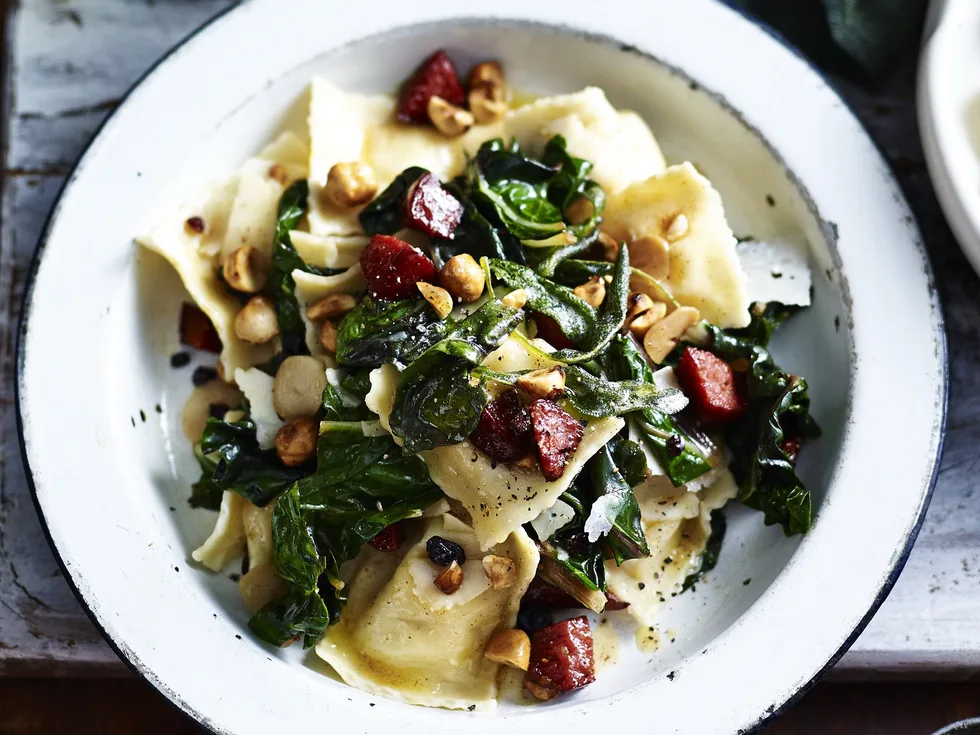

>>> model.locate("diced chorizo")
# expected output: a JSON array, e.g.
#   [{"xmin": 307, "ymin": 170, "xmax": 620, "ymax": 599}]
[
  {"xmin": 471, "ymin": 389, "xmax": 534, "ymax": 464},
  {"xmin": 529, "ymin": 400, "xmax": 584, "ymax": 481},
  {"xmin": 525, "ymin": 616, "xmax": 596, "ymax": 701},
  {"xmin": 396, "ymin": 50, "xmax": 466, "ymax": 123},
  {"xmin": 404, "ymin": 172, "xmax": 464, "ymax": 239},
  {"xmin": 675, "ymin": 346, "xmax": 747, "ymax": 425}
]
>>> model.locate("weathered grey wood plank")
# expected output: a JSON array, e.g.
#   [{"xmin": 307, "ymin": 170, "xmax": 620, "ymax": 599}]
[{"xmin": 1, "ymin": 0, "xmax": 977, "ymax": 675}]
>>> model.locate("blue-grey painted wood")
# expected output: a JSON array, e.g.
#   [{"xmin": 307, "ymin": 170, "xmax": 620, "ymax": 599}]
[{"xmin": 0, "ymin": 0, "xmax": 975, "ymax": 674}]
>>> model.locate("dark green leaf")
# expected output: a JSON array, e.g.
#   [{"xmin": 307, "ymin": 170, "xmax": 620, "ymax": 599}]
[
  {"xmin": 524, "ymin": 227, "xmax": 599, "ymax": 278},
  {"xmin": 249, "ymin": 591, "xmax": 330, "ymax": 649},
  {"xmin": 388, "ymin": 299, "xmax": 523, "ymax": 453},
  {"xmin": 681, "ymin": 510, "xmax": 726, "ymax": 592},
  {"xmin": 586, "ymin": 445, "xmax": 649, "ymax": 564},
  {"xmin": 340, "ymin": 367, "xmax": 374, "ymax": 399},
  {"xmin": 551, "ymin": 245, "xmax": 630, "ymax": 364},
  {"xmin": 321, "ymin": 380, "xmax": 372, "ymax": 422},
  {"xmin": 267, "ymin": 180, "xmax": 346, "ymax": 356},
  {"xmin": 358, "ymin": 166, "xmax": 428, "ymax": 236},
  {"xmin": 603, "ymin": 335, "xmax": 712, "ymax": 486},
  {"xmin": 189, "ymin": 446, "xmax": 223, "ymax": 511},
  {"xmin": 729, "ymin": 301, "xmax": 801, "ymax": 348},
  {"xmin": 611, "ymin": 437, "xmax": 649, "ymax": 488},
  {"xmin": 488, "ymin": 258, "xmax": 596, "ymax": 344},
  {"xmin": 335, "ymin": 295, "xmax": 448, "ymax": 367},
  {"xmin": 199, "ymin": 418, "xmax": 308, "ymax": 507},
  {"xmin": 540, "ymin": 135, "xmax": 606, "ymax": 239}
]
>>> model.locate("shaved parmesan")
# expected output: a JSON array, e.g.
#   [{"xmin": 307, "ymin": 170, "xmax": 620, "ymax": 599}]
[
  {"xmin": 603, "ymin": 163, "xmax": 751, "ymax": 328},
  {"xmin": 233, "ymin": 367, "xmax": 283, "ymax": 449},
  {"xmin": 737, "ymin": 240, "xmax": 812, "ymax": 307},
  {"xmin": 530, "ymin": 498, "xmax": 575, "ymax": 542}
]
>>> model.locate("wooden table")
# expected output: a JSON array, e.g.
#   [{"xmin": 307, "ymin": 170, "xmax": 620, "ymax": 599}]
[{"xmin": 2, "ymin": 0, "xmax": 980, "ymax": 732}]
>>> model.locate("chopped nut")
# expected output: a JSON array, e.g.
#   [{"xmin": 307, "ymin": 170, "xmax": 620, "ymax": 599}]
[
  {"xmin": 223, "ymin": 246, "xmax": 269, "ymax": 293},
  {"xmin": 643, "ymin": 306, "xmax": 701, "ymax": 364},
  {"xmin": 629, "ymin": 235, "xmax": 671, "ymax": 281},
  {"xmin": 484, "ymin": 628, "xmax": 531, "ymax": 670},
  {"xmin": 626, "ymin": 291, "xmax": 656, "ymax": 323},
  {"xmin": 516, "ymin": 366, "xmax": 566, "ymax": 400},
  {"xmin": 434, "ymin": 560, "xmax": 464, "ymax": 594},
  {"xmin": 324, "ymin": 162, "xmax": 378, "ymax": 208},
  {"xmin": 417, "ymin": 281, "xmax": 454, "ymax": 319},
  {"xmin": 627, "ymin": 302, "xmax": 668, "ymax": 337},
  {"xmin": 468, "ymin": 60, "xmax": 506, "ymax": 90},
  {"xmin": 427, "ymin": 95, "xmax": 474, "ymax": 137},
  {"xmin": 307, "ymin": 293, "xmax": 357, "ymax": 321},
  {"xmin": 597, "ymin": 232, "xmax": 620, "ymax": 262},
  {"xmin": 234, "ymin": 294, "xmax": 280, "ymax": 344},
  {"xmin": 573, "ymin": 276, "xmax": 606, "ymax": 308},
  {"xmin": 273, "ymin": 355, "xmax": 328, "ymax": 419},
  {"xmin": 267, "ymin": 163, "xmax": 288, "ymax": 185},
  {"xmin": 469, "ymin": 84, "xmax": 508, "ymax": 124},
  {"xmin": 525, "ymin": 679, "xmax": 557, "ymax": 701},
  {"xmin": 275, "ymin": 417, "xmax": 318, "ymax": 467},
  {"xmin": 512, "ymin": 452, "xmax": 539, "ymax": 472},
  {"xmin": 439, "ymin": 253, "xmax": 485, "ymax": 303},
  {"xmin": 664, "ymin": 213, "xmax": 689, "ymax": 242},
  {"xmin": 565, "ymin": 196, "xmax": 595, "ymax": 226},
  {"xmin": 482, "ymin": 555, "xmax": 517, "ymax": 590},
  {"xmin": 502, "ymin": 289, "xmax": 528, "ymax": 310},
  {"xmin": 319, "ymin": 319, "xmax": 338, "ymax": 352}
]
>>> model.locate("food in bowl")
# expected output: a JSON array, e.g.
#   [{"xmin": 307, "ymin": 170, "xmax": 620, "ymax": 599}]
[{"xmin": 137, "ymin": 50, "xmax": 818, "ymax": 710}]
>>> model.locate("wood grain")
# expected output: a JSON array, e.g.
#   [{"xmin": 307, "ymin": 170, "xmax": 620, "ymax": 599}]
[{"xmin": 0, "ymin": 0, "xmax": 979, "ymax": 682}]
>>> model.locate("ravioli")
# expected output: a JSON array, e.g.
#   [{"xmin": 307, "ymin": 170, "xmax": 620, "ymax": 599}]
[
  {"xmin": 504, "ymin": 87, "xmax": 667, "ymax": 192},
  {"xmin": 137, "ymin": 132, "xmax": 309, "ymax": 377},
  {"xmin": 191, "ymin": 490, "xmax": 246, "ymax": 572},
  {"xmin": 604, "ymin": 468, "xmax": 738, "ymax": 626},
  {"xmin": 317, "ymin": 515, "xmax": 538, "ymax": 710},
  {"xmin": 602, "ymin": 162, "xmax": 751, "ymax": 328},
  {"xmin": 365, "ymin": 344, "xmax": 623, "ymax": 550}
]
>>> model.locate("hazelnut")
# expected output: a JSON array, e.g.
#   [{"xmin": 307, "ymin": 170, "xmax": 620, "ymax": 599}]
[
  {"xmin": 319, "ymin": 319, "xmax": 338, "ymax": 352},
  {"xmin": 273, "ymin": 355, "xmax": 328, "ymax": 419},
  {"xmin": 469, "ymin": 84, "xmax": 508, "ymax": 124},
  {"xmin": 627, "ymin": 301, "xmax": 668, "ymax": 337},
  {"xmin": 223, "ymin": 246, "xmax": 269, "ymax": 293},
  {"xmin": 597, "ymin": 232, "xmax": 620, "ymax": 262},
  {"xmin": 664, "ymin": 213, "xmax": 689, "ymax": 242},
  {"xmin": 573, "ymin": 276, "xmax": 606, "ymax": 308},
  {"xmin": 427, "ymin": 95, "xmax": 474, "ymax": 137},
  {"xmin": 417, "ymin": 282, "xmax": 454, "ymax": 319},
  {"xmin": 275, "ymin": 417, "xmax": 318, "ymax": 467},
  {"xmin": 565, "ymin": 196, "xmax": 595, "ymax": 226},
  {"xmin": 434, "ymin": 560, "xmax": 464, "ymax": 594},
  {"xmin": 501, "ymin": 289, "xmax": 528, "ymax": 310},
  {"xmin": 516, "ymin": 366, "xmax": 566, "ymax": 401},
  {"xmin": 267, "ymin": 163, "xmax": 288, "ymax": 186},
  {"xmin": 439, "ymin": 253, "xmax": 485, "ymax": 303},
  {"xmin": 629, "ymin": 235, "xmax": 671, "ymax": 281},
  {"xmin": 484, "ymin": 628, "xmax": 531, "ymax": 670},
  {"xmin": 482, "ymin": 555, "xmax": 517, "ymax": 590},
  {"xmin": 234, "ymin": 294, "xmax": 280, "ymax": 344},
  {"xmin": 525, "ymin": 679, "xmax": 557, "ymax": 701},
  {"xmin": 468, "ymin": 60, "xmax": 506, "ymax": 90},
  {"xmin": 306, "ymin": 293, "xmax": 357, "ymax": 321},
  {"xmin": 643, "ymin": 306, "xmax": 701, "ymax": 364},
  {"xmin": 324, "ymin": 162, "xmax": 378, "ymax": 208},
  {"xmin": 626, "ymin": 291, "xmax": 655, "ymax": 323}
]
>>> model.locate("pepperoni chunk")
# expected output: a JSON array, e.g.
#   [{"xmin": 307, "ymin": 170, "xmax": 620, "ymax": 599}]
[
  {"xmin": 529, "ymin": 400, "xmax": 584, "ymax": 481},
  {"xmin": 396, "ymin": 50, "xmax": 466, "ymax": 123},
  {"xmin": 471, "ymin": 390, "xmax": 534, "ymax": 464},
  {"xmin": 359, "ymin": 234, "xmax": 438, "ymax": 301},
  {"xmin": 404, "ymin": 173, "xmax": 464, "ymax": 239},
  {"xmin": 675, "ymin": 346, "xmax": 747, "ymax": 426},
  {"xmin": 531, "ymin": 312, "xmax": 576, "ymax": 350},
  {"xmin": 525, "ymin": 616, "xmax": 596, "ymax": 701},
  {"xmin": 179, "ymin": 302, "xmax": 222, "ymax": 353},
  {"xmin": 368, "ymin": 524, "xmax": 403, "ymax": 552}
]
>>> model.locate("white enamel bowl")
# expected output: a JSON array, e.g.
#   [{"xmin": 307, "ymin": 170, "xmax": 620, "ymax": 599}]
[
  {"xmin": 919, "ymin": 0, "xmax": 980, "ymax": 277},
  {"xmin": 16, "ymin": 1, "xmax": 946, "ymax": 733}
]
